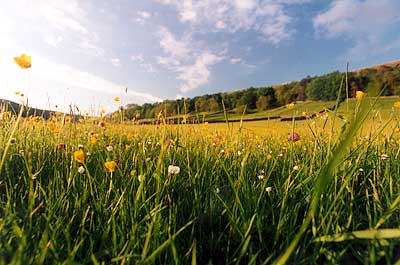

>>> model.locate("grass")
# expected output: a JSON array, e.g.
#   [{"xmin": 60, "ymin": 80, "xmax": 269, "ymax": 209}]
[{"xmin": 1, "ymin": 97, "xmax": 400, "ymax": 264}]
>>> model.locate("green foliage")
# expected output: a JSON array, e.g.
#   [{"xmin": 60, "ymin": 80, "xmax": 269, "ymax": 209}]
[{"xmin": 119, "ymin": 63, "xmax": 400, "ymax": 120}]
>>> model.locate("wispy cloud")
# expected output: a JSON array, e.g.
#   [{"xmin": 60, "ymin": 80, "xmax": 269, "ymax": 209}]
[
  {"xmin": 131, "ymin": 54, "xmax": 156, "ymax": 73},
  {"xmin": 0, "ymin": 44, "xmax": 161, "ymax": 111},
  {"xmin": 313, "ymin": 0, "xmax": 400, "ymax": 60},
  {"xmin": 1, "ymin": 0, "xmax": 105, "ymax": 57},
  {"xmin": 156, "ymin": 27, "xmax": 224, "ymax": 93},
  {"xmin": 135, "ymin": 10, "xmax": 152, "ymax": 25},
  {"xmin": 154, "ymin": 0, "xmax": 309, "ymax": 45},
  {"xmin": 110, "ymin": 58, "xmax": 121, "ymax": 67}
]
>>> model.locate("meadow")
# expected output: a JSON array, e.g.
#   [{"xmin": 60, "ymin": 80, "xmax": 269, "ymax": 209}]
[{"xmin": 1, "ymin": 94, "xmax": 400, "ymax": 265}]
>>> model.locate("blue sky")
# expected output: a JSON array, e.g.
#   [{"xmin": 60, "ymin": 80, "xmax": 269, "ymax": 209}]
[{"xmin": 0, "ymin": 0, "xmax": 399, "ymax": 114}]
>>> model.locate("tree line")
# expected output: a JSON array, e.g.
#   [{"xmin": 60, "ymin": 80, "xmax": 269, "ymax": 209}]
[{"xmin": 121, "ymin": 62, "xmax": 400, "ymax": 120}]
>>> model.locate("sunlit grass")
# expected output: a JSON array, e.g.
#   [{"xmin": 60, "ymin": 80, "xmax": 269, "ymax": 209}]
[{"xmin": 1, "ymin": 96, "xmax": 400, "ymax": 264}]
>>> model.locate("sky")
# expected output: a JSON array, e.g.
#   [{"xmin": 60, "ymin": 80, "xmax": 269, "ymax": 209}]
[{"xmin": 0, "ymin": 0, "xmax": 400, "ymax": 114}]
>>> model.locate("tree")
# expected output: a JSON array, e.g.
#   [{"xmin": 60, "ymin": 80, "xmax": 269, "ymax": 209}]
[{"xmin": 256, "ymin": 96, "xmax": 268, "ymax": 111}]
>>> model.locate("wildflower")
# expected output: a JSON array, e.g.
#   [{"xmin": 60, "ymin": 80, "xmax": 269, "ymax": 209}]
[
  {"xmin": 10, "ymin": 138, "xmax": 16, "ymax": 144},
  {"xmin": 56, "ymin": 143, "xmax": 66, "ymax": 149},
  {"xmin": 86, "ymin": 152, "xmax": 91, "ymax": 156},
  {"xmin": 14, "ymin": 90, "xmax": 21, "ymax": 95},
  {"xmin": 288, "ymin": 132, "xmax": 300, "ymax": 142},
  {"xmin": 237, "ymin": 151, "xmax": 242, "ymax": 156},
  {"xmin": 395, "ymin": 128, "xmax": 400, "ymax": 134},
  {"xmin": 293, "ymin": 165, "xmax": 299, "ymax": 171},
  {"xmin": 182, "ymin": 114, "xmax": 187, "ymax": 124},
  {"xmin": 14, "ymin": 54, "xmax": 31, "ymax": 69},
  {"xmin": 138, "ymin": 175, "xmax": 144, "ymax": 182},
  {"xmin": 215, "ymin": 187, "xmax": 220, "ymax": 194},
  {"xmin": 258, "ymin": 174, "xmax": 264, "ymax": 180},
  {"xmin": 266, "ymin": 154, "xmax": 273, "ymax": 160},
  {"xmin": 98, "ymin": 121, "xmax": 106, "ymax": 128},
  {"xmin": 89, "ymin": 136, "xmax": 97, "ymax": 145},
  {"xmin": 48, "ymin": 123, "xmax": 60, "ymax": 134},
  {"xmin": 265, "ymin": 187, "xmax": 272, "ymax": 193},
  {"xmin": 106, "ymin": 144, "xmax": 113, "ymax": 152},
  {"xmin": 356, "ymin": 91, "xmax": 366, "ymax": 99},
  {"xmin": 105, "ymin": 161, "xmax": 117, "ymax": 172},
  {"xmin": 286, "ymin": 103, "xmax": 295, "ymax": 109},
  {"xmin": 359, "ymin": 168, "xmax": 364, "ymax": 172},
  {"xmin": 114, "ymin": 96, "xmax": 120, "ymax": 102},
  {"xmin": 302, "ymin": 111, "xmax": 307, "ymax": 117},
  {"xmin": 73, "ymin": 150, "xmax": 85, "ymax": 163},
  {"xmin": 78, "ymin": 144, "xmax": 84, "ymax": 149},
  {"xmin": 168, "ymin": 165, "xmax": 180, "ymax": 175},
  {"xmin": 381, "ymin": 154, "xmax": 389, "ymax": 160},
  {"xmin": 279, "ymin": 153, "xmax": 284, "ymax": 157},
  {"xmin": 78, "ymin": 166, "xmax": 85, "ymax": 174},
  {"xmin": 394, "ymin": 101, "xmax": 400, "ymax": 109}
]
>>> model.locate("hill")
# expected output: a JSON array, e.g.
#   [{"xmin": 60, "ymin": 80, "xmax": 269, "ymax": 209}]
[
  {"xmin": 117, "ymin": 59, "xmax": 400, "ymax": 123},
  {"xmin": 0, "ymin": 99, "xmax": 79, "ymax": 120}
]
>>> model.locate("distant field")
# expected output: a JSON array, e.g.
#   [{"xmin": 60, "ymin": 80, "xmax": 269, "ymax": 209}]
[{"xmin": 174, "ymin": 96, "xmax": 400, "ymax": 124}]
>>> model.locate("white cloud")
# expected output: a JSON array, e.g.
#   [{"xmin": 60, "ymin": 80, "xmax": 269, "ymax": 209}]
[
  {"xmin": 230, "ymin": 58, "xmax": 242, "ymax": 64},
  {"xmin": 135, "ymin": 10, "xmax": 152, "ymax": 25},
  {"xmin": 131, "ymin": 54, "xmax": 156, "ymax": 73},
  {"xmin": 154, "ymin": 0, "xmax": 309, "ymax": 45},
  {"xmin": 158, "ymin": 27, "xmax": 191, "ymax": 60},
  {"xmin": 1, "ymin": 0, "xmax": 104, "ymax": 57},
  {"xmin": 178, "ymin": 52, "xmax": 223, "ymax": 93},
  {"xmin": 111, "ymin": 58, "xmax": 121, "ymax": 67},
  {"xmin": 156, "ymin": 27, "xmax": 224, "ymax": 92},
  {"xmin": 0, "ymin": 45, "xmax": 161, "ymax": 111},
  {"xmin": 313, "ymin": 0, "xmax": 400, "ymax": 59},
  {"xmin": 44, "ymin": 35, "xmax": 63, "ymax": 47}
]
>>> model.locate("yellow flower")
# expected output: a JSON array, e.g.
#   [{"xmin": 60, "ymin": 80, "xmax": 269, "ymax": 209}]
[
  {"xmin": 73, "ymin": 150, "xmax": 85, "ymax": 163},
  {"xmin": 394, "ymin": 101, "xmax": 400, "ymax": 109},
  {"xmin": 302, "ymin": 111, "xmax": 307, "ymax": 117},
  {"xmin": 356, "ymin": 91, "xmax": 366, "ymax": 99},
  {"xmin": 48, "ymin": 123, "xmax": 60, "ymax": 134},
  {"xmin": 286, "ymin": 103, "xmax": 295, "ymax": 109},
  {"xmin": 266, "ymin": 154, "xmax": 273, "ymax": 160},
  {"xmin": 14, "ymin": 54, "xmax": 31, "ymax": 69},
  {"xmin": 14, "ymin": 90, "xmax": 21, "ymax": 95},
  {"xmin": 105, "ymin": 161, "xmax": 117, "ymax": 172},
  {"xmin": 89, "ymin": 136, "xmax": 97, "ymax": 145},
  {"xmin": 114, "ymin": 96, "xmax": 120, "ymax": 102}
]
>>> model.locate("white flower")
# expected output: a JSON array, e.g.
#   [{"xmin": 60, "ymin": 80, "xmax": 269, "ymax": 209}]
[
  {"xmin": 258, "ymin": 175, "xmax": 264, "ymax": 180},
  {"xmin": 265, "ymin": 187, "xmax": 272, "ymax": 193},
  {"xmin": 279, "ymin": 153, "xmax": 283, "ymax": 157},
  {"xmin": 220, "ymin": 149, "xmax": 225, "ymax": 153},
  {"xmin": 106, "ymin": 145, "xmax": 113, "ymax": 152},
  {"xmin": 215, "ymin": 187, "xmax": 220, "ymax": 194},
  {"xmin": 168, "ymin": 165, "xmax": 180, "ymax": 175},
  {"xmin": 359, "ymin": 168, "xmax": 364, "ymax": 172},
  {"xmin": 138, "ymin": 175, "xmax": 144, "ymax": 182},
  {"xmin": 293, "ymin": 165, "xmax": 299, "ymax": 171},
  {"xmin": 86, "ymin": 152, "xmax": 91, "ymax": 156},
  {"xmin": 78, "ymin": 144, "xmax": 84, "ymax": 149},
  {"xmin": 237, "ymin": 151, "xmax": 242, "ymax": 156},
  {"xmin": 78, "ymin": 166, "xmax": 85, "ymax": 174},
  {"xmin": 381, "ymin": 154, "xmax": 389, "ymax": 160}
]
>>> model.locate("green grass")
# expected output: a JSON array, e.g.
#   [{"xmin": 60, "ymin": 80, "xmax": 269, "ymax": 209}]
[
  {"xmin": 171, "ymin": 96, "xmax": 400, "ymax": 122},
  {"xmin": 1, "ymin": 98, "xmax": 400, "ymax": 264}
]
